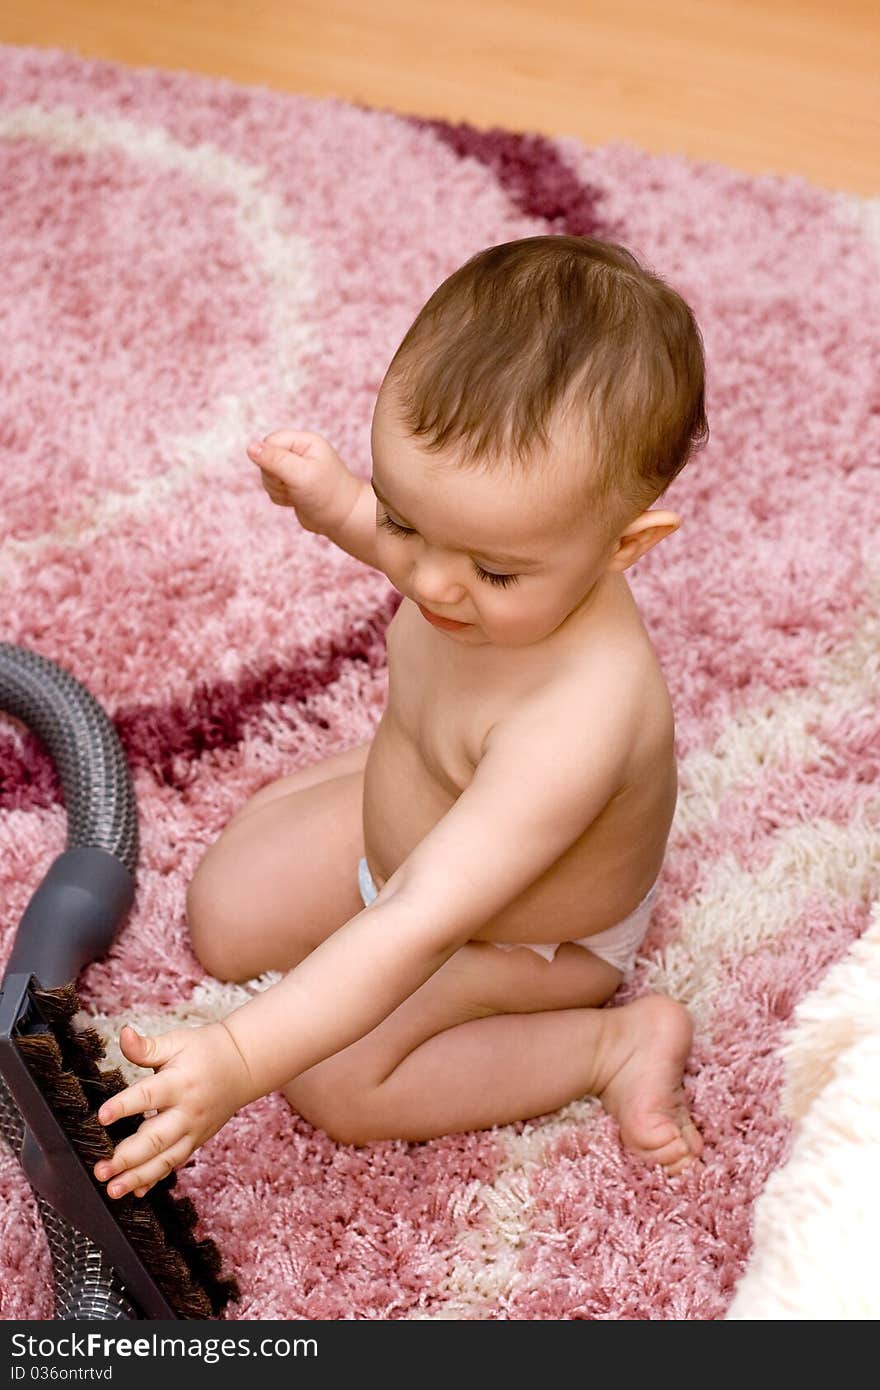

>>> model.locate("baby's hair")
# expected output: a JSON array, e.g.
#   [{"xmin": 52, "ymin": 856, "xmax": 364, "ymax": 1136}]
[{"xmin": 382, "ymin": 234, "xmax": 709, "ymax": 533}]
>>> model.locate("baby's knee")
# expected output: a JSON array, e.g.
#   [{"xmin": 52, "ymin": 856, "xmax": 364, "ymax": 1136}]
[
  {"xmin": 284, "ymin": 1074, "xmax": 381, "ymax": 1148},
  {"xmin": 185, "ymin": 849, "xmax": 242, "ymax": 979}
]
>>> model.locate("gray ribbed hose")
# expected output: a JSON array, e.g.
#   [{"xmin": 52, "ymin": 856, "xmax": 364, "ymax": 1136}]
[{"xmin": 0, "ymin": 643, "xmax": 139, "ymax": 1319}]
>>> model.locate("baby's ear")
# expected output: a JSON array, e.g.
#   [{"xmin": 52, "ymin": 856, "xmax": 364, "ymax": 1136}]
[
  {"xmin": 646, "ymin": 510, "xmax": 681, "ymax": 543},
  {"xmin": 608, "ymin": 511, "xmax": 680, "ymax": 570}
]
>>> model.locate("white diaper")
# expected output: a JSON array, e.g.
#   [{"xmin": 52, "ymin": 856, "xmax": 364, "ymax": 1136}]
[
  {"xmin": 491, "ymin": 881, "xmax": 659, "ymax": 975},
  {"xmin": 357, "ymin": 856, "xmax": 657, "ymax": 977}
]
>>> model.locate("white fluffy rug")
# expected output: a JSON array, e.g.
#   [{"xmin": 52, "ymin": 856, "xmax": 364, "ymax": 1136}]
[{"xmin": 726, "ymin": 899, "xmax": 880, "ymax": 1318}]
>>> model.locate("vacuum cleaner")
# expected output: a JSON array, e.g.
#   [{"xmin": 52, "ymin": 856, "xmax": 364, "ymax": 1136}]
[{"xmin": 0, "ymin": 643, "xmax": 240, "ymax": 1319}]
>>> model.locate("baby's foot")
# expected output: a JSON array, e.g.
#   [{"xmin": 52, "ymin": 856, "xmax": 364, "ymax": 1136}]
[{"xmin": 594, "ymin": 994, "xmax": 703, "ymax": 1176}]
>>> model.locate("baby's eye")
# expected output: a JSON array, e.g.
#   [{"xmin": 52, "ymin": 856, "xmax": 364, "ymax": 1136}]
[
  {"xmin": 378, "ymin": 513, "xmax": 414, "ymax": 538},
  {"xmin": 474, "ymin": 565, "xmax": 519, "ymax": 589},
  {"xmin": 379, "ymin": 512, "xmax": 519, "ymax": 588}
]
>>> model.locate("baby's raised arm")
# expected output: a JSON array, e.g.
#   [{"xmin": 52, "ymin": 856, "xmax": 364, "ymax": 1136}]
[
  {"xmin": 223, "ymin": 668, "xmax": 642, "ymax": 1101},
  {"xmin": 247, "ymin": 434, "xmax": 380, "ymax": 570}
]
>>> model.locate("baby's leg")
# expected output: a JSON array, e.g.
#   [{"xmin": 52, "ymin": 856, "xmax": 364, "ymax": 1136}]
[
  {"xmin": 284, "ymin": 944, "xmax": 702, "ymax": 1175},
  {"xmin": 187, "ymin": 739, "xmax": 371, "ymax": 981},
  {"xmin": 221, "ymin": 738, "xmax": 371, "ymax": 832},
  {"xmin": 331, "ymin": 997, "xmax": 701, "ymax": 1174}
]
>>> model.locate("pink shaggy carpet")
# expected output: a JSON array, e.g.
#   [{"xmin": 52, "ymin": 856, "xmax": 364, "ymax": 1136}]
[{"xmin": 0, "ymin": 44, "xmax": 878, "ymax": 1321}]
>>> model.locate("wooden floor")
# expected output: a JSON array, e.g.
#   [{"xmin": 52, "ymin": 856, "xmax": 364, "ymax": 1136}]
[{"xmin": 2, "ymin": 0, "xmax": 877, "ymax": 195}]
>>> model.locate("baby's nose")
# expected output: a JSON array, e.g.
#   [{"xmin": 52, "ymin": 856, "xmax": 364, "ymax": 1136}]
[{"xmin": 411, "ymin": 559, "xmax": 465, "ymax": 605}]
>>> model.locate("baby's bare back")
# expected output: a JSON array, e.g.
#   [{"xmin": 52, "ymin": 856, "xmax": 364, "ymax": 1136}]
[{"xmin": 363, "ymin": 573, "xmax": 678, "ymax": 946}]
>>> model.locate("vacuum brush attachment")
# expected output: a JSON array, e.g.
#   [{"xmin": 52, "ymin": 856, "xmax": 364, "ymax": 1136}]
[{"xmin": 0, "ymin": 643, "xmax": 240, "ymax": 1319}]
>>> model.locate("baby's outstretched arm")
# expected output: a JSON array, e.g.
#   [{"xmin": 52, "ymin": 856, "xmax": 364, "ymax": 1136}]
[
  {"xmin": 93, "ymin": 674, "xmax": 639, "ymax": 1196},
  {"xmin": 219, "ymin": 672, "xmax": 641, "ymax": 1095}
]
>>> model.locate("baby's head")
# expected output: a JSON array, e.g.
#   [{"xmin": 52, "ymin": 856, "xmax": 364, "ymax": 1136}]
[{"xmin": 370, "ymin": 235, "xmax": 709, "ymax": 648}]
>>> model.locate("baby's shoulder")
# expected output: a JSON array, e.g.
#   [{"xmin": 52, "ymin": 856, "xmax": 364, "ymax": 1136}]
[
  {"xmin": 473, "ymin": 649, "xmax": 663, "ymax": 817},
  {"xmin": 500, "ymin": 612, "xmax": 673, "ymax": 776},
  {"xmin": 558, "ymin": 629, "xmax": 663, "ymax": 721},
  {"xmin": 484, "ymin": 630, "xmax": 659, "ymax": 757}
]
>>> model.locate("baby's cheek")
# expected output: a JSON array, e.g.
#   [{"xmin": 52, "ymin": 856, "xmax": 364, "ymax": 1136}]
[
  {"xmin": 374, "ymin": 538, "xmax": 402, "ymax": 581},
  {"xmin": 389, "ymin": 560, "xmax": 412, "ymax": 594}
]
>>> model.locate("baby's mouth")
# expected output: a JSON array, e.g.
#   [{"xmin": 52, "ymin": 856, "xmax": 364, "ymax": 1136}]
[{"xmin": 416, "ymin": 603, "xmax": 472, "ymax": 631}]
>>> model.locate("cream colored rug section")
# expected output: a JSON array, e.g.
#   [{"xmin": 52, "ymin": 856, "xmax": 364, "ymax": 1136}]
[{"xmin": 726, "ymin": 899, "xmax": 880, "ymax": 1319}]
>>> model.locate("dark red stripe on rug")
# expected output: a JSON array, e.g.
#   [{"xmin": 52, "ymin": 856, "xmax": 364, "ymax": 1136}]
[
  {"xmin": 0, "ymin": 592, "xmax": 400, "ymax": 813},
  {"xmin": 403, "ymin": 112, "xmax": 616, "ymax": 236}
]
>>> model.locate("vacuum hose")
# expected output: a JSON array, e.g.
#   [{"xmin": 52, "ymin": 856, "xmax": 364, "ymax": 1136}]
[{"xmin": 0, "ymin": 643, "xmax": 140, "ymax": 1318}]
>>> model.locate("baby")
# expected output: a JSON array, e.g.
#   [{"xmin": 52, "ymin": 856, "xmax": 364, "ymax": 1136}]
[{"xmin": 92, "ymin": 234, "xmax": 709, "ymax": 1203}]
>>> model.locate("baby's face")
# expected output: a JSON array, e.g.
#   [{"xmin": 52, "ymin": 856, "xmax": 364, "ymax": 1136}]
[{"xmin": 370, "ymin": 392, "xmax": 621, "ymax": 649}]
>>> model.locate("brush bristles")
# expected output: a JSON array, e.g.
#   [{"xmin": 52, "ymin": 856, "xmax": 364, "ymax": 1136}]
[{"xmin": 16, "ymin": 983, "xmax": 241, "ymax": 1319}]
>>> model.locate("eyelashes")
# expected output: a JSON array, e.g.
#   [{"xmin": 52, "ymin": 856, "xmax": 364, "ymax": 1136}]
[
  {"xmin": 377, "ymin": 513, "xmax": 520, "ymax": 588},
  {"xmin": 378, "ymin": 514, "xmax": 415, "ymax": 540}
]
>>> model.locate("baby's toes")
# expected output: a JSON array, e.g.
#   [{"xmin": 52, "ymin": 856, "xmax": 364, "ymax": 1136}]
[
  {"xmin": 676, "ymin": 1106, "xmax": 704, "ymax": 1157},
  {"xmin": 683, "ymin": 1125, "xmax": 704, "ymax": 1162},
  {"xmin": 630, "ymin": 1109, "xmax": 704, "ymax": 1175},
  {"xmin": 654, "ymin": 1132, "xmax": 693, "ymax": 1173},
  {"xmin": 665, "ymin": 1155, "xmax": 692, "ymax": 1177},
  {"xmin": 624, "ymin": 1112, "xmax": 690, "ymax": 1169},
  {"xmin": 662, "ymin": 1113, "xmax": 704, "ymax": 1176}
]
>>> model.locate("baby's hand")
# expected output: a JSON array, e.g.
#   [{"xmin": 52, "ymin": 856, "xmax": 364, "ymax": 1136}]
[
  {"xmin": 92, "ymin": 1022, "xmax": 253, "ymax": 1200},
  {"xmin": 246, "ymin": 429, "xmax": 351, "ymax": 536}
]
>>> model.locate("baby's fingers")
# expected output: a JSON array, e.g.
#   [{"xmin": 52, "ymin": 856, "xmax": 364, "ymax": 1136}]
[
  {"xmin": 247, "ymin": 441, "xmax": 298, "ymax": 488},
  {"xmin": 93, "ymin": 1108, "xmax": 185, "ymax": 1187},
  {"xmin": 97, "ymin": 1131, "xmax": 194, "ymax": 1201},
  {"xmin": 259, "ymin": 471, "xmax": 294, "ymax": 505},
  {"xmin": 260, "ymin": 428, "xmax": 324, "ymax": 455},
  {"xmin": 96, "ymin": 1074, "xmax": 168, "ymax": 1128},
  {"xmin": 247, "ymin": 438, "xmax": 297, "ymax": 466},
  {"xmin": 247, "ymin": 431, "xmax": 330, "ymax": 476}
]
